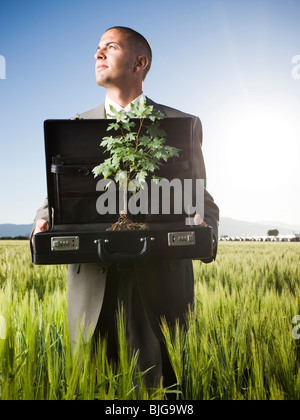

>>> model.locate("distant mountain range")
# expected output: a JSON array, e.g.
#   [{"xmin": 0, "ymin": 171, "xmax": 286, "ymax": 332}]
[
  {"xmin": 219, "ymin": 217, "xmax": 300, "ymax": 237},
  {"xmin": 0, "ymin": 218, "xmax": 299, "ymax": 239},
  {"xmin": 0, "ymin": 224, "xmax": 34, "ymax": 238}
]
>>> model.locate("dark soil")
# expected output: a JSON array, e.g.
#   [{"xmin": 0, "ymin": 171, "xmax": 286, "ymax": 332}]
[{"xmin": 106, "ymin": 214, "xmax": 148, "ymax": 231}]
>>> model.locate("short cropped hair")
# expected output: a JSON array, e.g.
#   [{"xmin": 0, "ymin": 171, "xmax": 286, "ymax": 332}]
[{"xmin": 105, "ymin": 26, "xmax": 152, "ymax": 80}]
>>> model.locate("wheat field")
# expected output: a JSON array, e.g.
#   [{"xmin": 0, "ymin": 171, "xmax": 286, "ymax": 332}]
[{"xmin": 0, "ymin": 240, "xmax": 299, "ymax": 400}]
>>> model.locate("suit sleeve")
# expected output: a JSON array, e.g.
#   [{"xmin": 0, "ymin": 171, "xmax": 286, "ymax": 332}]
[
  {"xmin": 33, "ymin": 198, "xmax": 50, "ymax": 226},
  {"xmin": 30, "ymin": 198, "xmax": 50, "ymax": 260},
  {"xmin": 193, "ymin": 117, "xmax": 219, "ymax": 262}
]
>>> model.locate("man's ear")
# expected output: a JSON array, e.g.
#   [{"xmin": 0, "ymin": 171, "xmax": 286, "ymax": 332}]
[{"xmin": 134, "ymin": 55, "xmax": 148, "ymax": 73}]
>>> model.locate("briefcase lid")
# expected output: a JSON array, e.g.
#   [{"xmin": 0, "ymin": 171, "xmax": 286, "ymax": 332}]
[{"xmin": 43, "ymin": 117, "xmax": 194, "ymax": 228}]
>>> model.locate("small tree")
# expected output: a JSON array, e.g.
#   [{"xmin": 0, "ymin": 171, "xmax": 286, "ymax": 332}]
[
  {"xmin": 267, "ymin": 229, "xmax": 279, "ymax": 237},
  {"xmin": 92, "ymin": 99, "xmax": 180, "ymax": 230}
]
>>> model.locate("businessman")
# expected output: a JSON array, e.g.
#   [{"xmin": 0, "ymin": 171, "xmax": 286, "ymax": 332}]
[{"xmin": 32, "ymin": 26, "xmax": 219, "ymax": 388}]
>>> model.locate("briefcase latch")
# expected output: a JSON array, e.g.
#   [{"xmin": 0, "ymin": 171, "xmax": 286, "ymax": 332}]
[
  {"xmin": 51, "ymin": 236, "xmax": 79, "ymax": 251},
  {"xmin": 168, "ymin": 231, "xmax": 196, "ymax": 247}
]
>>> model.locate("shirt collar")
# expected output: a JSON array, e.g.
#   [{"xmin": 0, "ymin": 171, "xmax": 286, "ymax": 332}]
[{"xmin": 105, "ymin": 93, "xmax": 146, "ymax": 118}]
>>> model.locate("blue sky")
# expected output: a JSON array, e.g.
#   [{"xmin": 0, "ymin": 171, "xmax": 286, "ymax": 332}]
[{"xmin": 0, "ymin": 0, "xmax": 300, "ymax": 226}]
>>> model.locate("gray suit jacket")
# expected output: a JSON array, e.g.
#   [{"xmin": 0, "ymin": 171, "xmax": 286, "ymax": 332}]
[{"xmin": 32, "ymin": 97, "xmax": 219, "ymax": 344}]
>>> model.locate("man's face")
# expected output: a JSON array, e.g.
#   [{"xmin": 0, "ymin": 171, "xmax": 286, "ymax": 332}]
[{"xmin": 94, "ymin": 28, "xmax": 137, "ymax": 89}]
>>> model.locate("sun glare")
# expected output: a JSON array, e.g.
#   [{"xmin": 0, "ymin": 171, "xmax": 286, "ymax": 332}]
[
  {"xmin": 215, "ymin": 93, "xmax": 300, "ymax": 189},
  {"xmin": 206, "ymin": 93, "xmax": 300, "ymax": 222}
]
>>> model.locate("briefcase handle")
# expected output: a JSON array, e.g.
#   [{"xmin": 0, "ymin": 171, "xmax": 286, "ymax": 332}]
[
  {"xmin": 95, "ymin": 237, "xmax": 152, "ymax": 263},
  {"xmin": 51, "ymin": 164, "xmax": 92, "ymax": 176}
]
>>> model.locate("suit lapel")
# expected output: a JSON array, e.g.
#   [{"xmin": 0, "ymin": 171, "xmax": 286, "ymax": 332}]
[
  {"xmin": 146, "ymin": 97, "xmax": 167, "ymax": 116},
  {"xmin": 78, "ymin": 103, "xmax": 106, "ymax": 119},
  {"xmin": 91, "ymin": 103, "xmax": 106, "ymax": 118},
  {"xmin": 98, "ymin": 103, "xmax": 106, "ymax": 118}
]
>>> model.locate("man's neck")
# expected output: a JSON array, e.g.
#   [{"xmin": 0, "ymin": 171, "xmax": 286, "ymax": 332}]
[{"xmin": 105, "ymin": 86, "xmax": 143, "ymax": 109}]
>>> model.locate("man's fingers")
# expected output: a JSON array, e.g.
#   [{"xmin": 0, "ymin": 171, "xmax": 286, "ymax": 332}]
[
  {"xmin": 194, "ymin": 214, "xmax": 207, "ymax": 226},
  {"xmin": 31, "ymin": 219, "xmax": 49, "ymax": 246},
  {"xmin": 34, "ymin": 219, "xmax": 49, "ymax": 234}
]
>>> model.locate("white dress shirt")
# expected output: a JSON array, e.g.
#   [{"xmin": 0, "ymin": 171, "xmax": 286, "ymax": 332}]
[{"xmin": 105, "ymin": 93, "xmax": 146, "ymax": 118}]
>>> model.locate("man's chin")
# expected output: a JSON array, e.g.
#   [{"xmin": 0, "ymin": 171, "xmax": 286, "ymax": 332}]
[{"xmin": 96, "ymin": 78, "xmax": 109, "ymax": 88}]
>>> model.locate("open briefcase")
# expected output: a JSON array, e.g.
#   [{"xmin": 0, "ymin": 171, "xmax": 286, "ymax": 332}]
[{"xmin": 32, "ymin": 118, "xmax": 213, "ymax": 265}]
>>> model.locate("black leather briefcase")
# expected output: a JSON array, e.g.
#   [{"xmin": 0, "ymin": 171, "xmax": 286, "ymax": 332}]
[{"xmin": 32, "ymin": 118, "xmax": 213, "ymax": 265}]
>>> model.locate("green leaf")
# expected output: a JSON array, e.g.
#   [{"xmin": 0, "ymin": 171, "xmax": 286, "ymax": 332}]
[
  {"xmin": 125, "ymin": 132, "xmax": 137, "ymax": 143},
  {"xmin": 136, "ymin": 170, "xmax": 147, "ymax": 184},
  {"xmin": 138, "ymin": 135, "xmax": 151, "ymax": 147},
  {"xmin": 107, "ymin": 122, "xmax": 120, "ymax": 131},
  {"xmin": 146, "ymin": 121, "xmax": 166, "ymax": 138},
  {"xmin": 122, "ymin": 121, "xmax": 136, "ymax": 131},
  {"xmin": 93, "ymin": 100, "xmax": 181, "ymax": 192}
]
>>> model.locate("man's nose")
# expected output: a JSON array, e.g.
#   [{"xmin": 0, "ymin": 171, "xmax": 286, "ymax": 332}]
[{"xmin": 95, "ymin": 48, "xmax": 105, "ymax": 60}]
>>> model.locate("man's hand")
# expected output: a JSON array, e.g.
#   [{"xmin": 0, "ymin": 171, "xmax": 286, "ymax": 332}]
[
  {"xmin": 34, "ymin": 219, "xmax": 49, "ymax": 234},
  {"xmin": 194, "ymin": 214, "xmax": 207, "ymax": 226},
  {"xmin": 31, "ymin": 219, "xmax": 49, "ymax": 245}
]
